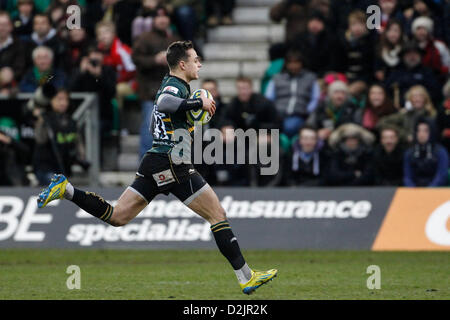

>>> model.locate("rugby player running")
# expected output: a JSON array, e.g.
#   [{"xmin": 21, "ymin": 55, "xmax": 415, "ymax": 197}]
[{"xmin": 36, "ymin": 41, "xmax": 277, "ymax": 294}]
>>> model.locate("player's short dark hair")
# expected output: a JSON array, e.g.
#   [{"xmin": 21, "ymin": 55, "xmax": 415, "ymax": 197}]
[
  {"xmin": 285, "ymin": 49, "xmax": 304, "ymax": 64},
  {"xmin": 202, "ymin": 78, "xmax": 217, "ymax": 85},
  {"xmin": 236, "ymin": 76, "xmax": 253, "ymax": 85},
  {"xmin": 166, "ymin": 41, "xmax": 194, "ymax": 70},
  {"xmin": 34, "ymin": 13, "xmax": 51, "ymax": 24},
  {"xmin": 299, "ymin": 124, "xmax": 317, "ymax": 136}
]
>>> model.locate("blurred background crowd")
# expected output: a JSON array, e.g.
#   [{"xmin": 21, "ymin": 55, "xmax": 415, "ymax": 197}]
[{"xmin": 0, "ymin": 0, "xmax": 449, "ymax": 189}]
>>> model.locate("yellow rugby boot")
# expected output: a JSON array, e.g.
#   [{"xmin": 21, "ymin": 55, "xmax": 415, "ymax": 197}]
[{"xmin": 240, "ymin": 268, "xmax": 278, "ymax": 295}]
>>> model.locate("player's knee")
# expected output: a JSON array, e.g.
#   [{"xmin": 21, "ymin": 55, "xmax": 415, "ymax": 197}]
[{"xmin": 216, "ymin": 207, "xmax": 227, "ymax": 221}]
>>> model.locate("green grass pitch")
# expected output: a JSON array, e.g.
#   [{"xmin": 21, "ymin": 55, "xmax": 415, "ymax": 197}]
[{"xmin": 0, "ymin": 249, "xmax": 448, "ymax": 300}]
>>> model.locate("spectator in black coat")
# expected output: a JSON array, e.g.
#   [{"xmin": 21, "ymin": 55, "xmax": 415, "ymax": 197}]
[
  {"xmin": 325, "ymin": 123, "xmax": 376, "ymax": 186},
  {"xmin": 403, "ymin": 117, "xmax": 449, "ymax": 187},
  {"xmin": 373, "ymin": 125, "xmax": 405, "ymax": 185},
  {"xmin": 32, "ymin": 88, "xmax": 86, "ymax": 185},
  {"xmin": 0, "ymin": 11, "xmax": 27, "ymax": 82},
  {"xmin": 290, "ymin": 11, "xmax": 337, "ymax": 77},
  {"xmin": 70, "ymin": 46, "xmax": 117, "ymax": 134},
  {"xmin": 27, "ymin": 13, "xmax": 67, "ymax": 69},
  {"xmin": 222, "ymin": 77, "xmax": 279, "ymax": 131},
  {"xmin": 329, "ymin": 0, "xmax": 374, "ymax": 32},
  {"xmin": 384, "ymin": 40, "xmax": 441, "ymax": 106},
  {"xmin": 84, "ymin": 0, "xmax": 140, "ymax": 46},
  {"xmin": 374, "ymin": 19, "xmax": 405, "ymax": 83},
  {"xmin": 217, "ymin": 77, "xmax": 279, "ymax": 187},
  {"xmin": 12, "ymin": 0, "xmax": 34, "ymax": 41},
  {"xmin": 334, "ymin": 10, "xmax": 376, "ymax": 97}
]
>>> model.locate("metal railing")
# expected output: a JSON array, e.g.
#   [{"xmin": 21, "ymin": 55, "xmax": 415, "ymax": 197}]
[{"xmin": 0, "ymin": 92, "xmax": 100, "ymax": 186}]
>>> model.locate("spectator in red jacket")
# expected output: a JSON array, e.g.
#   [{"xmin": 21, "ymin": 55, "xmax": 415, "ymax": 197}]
[
  {"xmin": 411, "ymin": 16, "xmax": 450, "ymax": 81},
  {"xmin": 96, "ymin": 20, "xmax": 136, "ymax": 109}
]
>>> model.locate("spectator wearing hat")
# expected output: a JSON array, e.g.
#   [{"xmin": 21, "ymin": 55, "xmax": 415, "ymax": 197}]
[
  {"xmin": 12, "ymin": 0, "xmax": 34, "ymax": 41},
  {"xmin": 403, "ymin": 0, "xmax": 444, "ymax": 39},
  {"xmin": 289, "ymin": 11, "xmax": 337, "ymax": 77},
  {"xmin": 131, "ymin": 5, "xmax": 179, "ymax": 158},
  {"xmin": 384, "ymin": 40, "xmax": 441, "ymax": 106},
  {"xmin": 325, "ymin": 123, "xmax": 376, "ymax": 186},
  {"xmin": 436, "ymin": 80, "xmax": 450, "ymax": 154},
  {"xmin": 307, "ymin": 80, "xmax": 360, "ymax": 142},
  {"xmin": 373, "ymin": 125, "xmax": 405, "ymax": 186},
  {"xmin": 404, "ymin": 117, "xmax": 449, "ymax": 187},
  {"xmin": 374, "ymin": 19, "xmax": 405, "ymax": 82},
  {"xmin": 411, "ymin": 16, "xmax": 450, "ymax": 80},
  {"xmin": 265, "ymin": 49, "xmax": 320, "ymax": 138}
]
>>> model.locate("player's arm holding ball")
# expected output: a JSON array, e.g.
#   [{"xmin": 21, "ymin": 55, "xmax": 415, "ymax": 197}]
[{"xmin": 157, "ymin": 89, "xmax": 215, "ymax": 116}]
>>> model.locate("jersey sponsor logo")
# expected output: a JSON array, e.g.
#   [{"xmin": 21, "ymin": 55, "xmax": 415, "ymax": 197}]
[
  {"xmin": 152, "ymin": 169, "xmax": 175, "ymax": 187},
  {"xmin": 163, "ymin": 86, "xmax": 179, "ymax": 95}
]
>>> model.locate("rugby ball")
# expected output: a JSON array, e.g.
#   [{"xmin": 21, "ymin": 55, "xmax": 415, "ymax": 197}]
[{"xmin": 186, "ymin": 89, "xmax": 213, "ymax": 125}]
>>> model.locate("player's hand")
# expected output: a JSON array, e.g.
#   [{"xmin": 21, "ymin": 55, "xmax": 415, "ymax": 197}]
[{"xmin": 201, "ymin": 96, "xmax": 216, "ymax": 116}]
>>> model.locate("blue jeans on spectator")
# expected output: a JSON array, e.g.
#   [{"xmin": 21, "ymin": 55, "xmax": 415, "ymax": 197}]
[
  {"xmin": 174, "ymin": 5, "xmax": 196, "ymax": 40},
  {"xmin": 140, "ymin": 100, "xmax": 154, "ymax": 159},
  {"xmin": 282, "ymin": 115, "xmax": 305, "ymax": 138}
]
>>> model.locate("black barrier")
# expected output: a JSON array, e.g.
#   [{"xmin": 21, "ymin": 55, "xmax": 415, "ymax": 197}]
[{"xmin": 0, "ymin": 187, "xmax": 395, "ymax": 249}]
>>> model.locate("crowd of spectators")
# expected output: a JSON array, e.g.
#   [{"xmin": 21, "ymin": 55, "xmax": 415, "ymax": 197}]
[
  {"xmin": 207, "ymin": 0, "xmax": 450, "ymax": 187},
  {"xmin": 0, "ymin": 0, "xmax": 449, "ymax": 189},
  {"xmin": 0, "ymin": 0, "xmax": 221, "ymax": 186}
]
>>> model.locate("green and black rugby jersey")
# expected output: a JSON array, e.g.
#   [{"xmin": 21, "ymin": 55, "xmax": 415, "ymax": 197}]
[{"xmin": 149, "ymin": 74, "xmax": 195, "ymax": 154}]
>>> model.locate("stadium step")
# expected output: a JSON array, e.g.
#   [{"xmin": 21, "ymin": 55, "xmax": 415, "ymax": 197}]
[
  {"xmin": 100, "ymin": 171, "xmax": 135, "ymax": 186},
  {"xmin": 237, "ymin": 0, "xmax": 278, "ymax": 6},
  {"xmin": 232, "ymin": 7, "xmax": 271, "ymax": 24},
  {"xmin": 118, "ymin": 134, "xmax": 140, "ymax": 172},
  {"xmin": 207, "ymin": 25, "xmax": 284, "ymax": 43},
  {"xmin": 200, "ymin": 61, "xmax": 269, "ymax": 79},
  {"xmin": 203, "ymin": 43, "xmax": 269, "ymax": 61}
]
